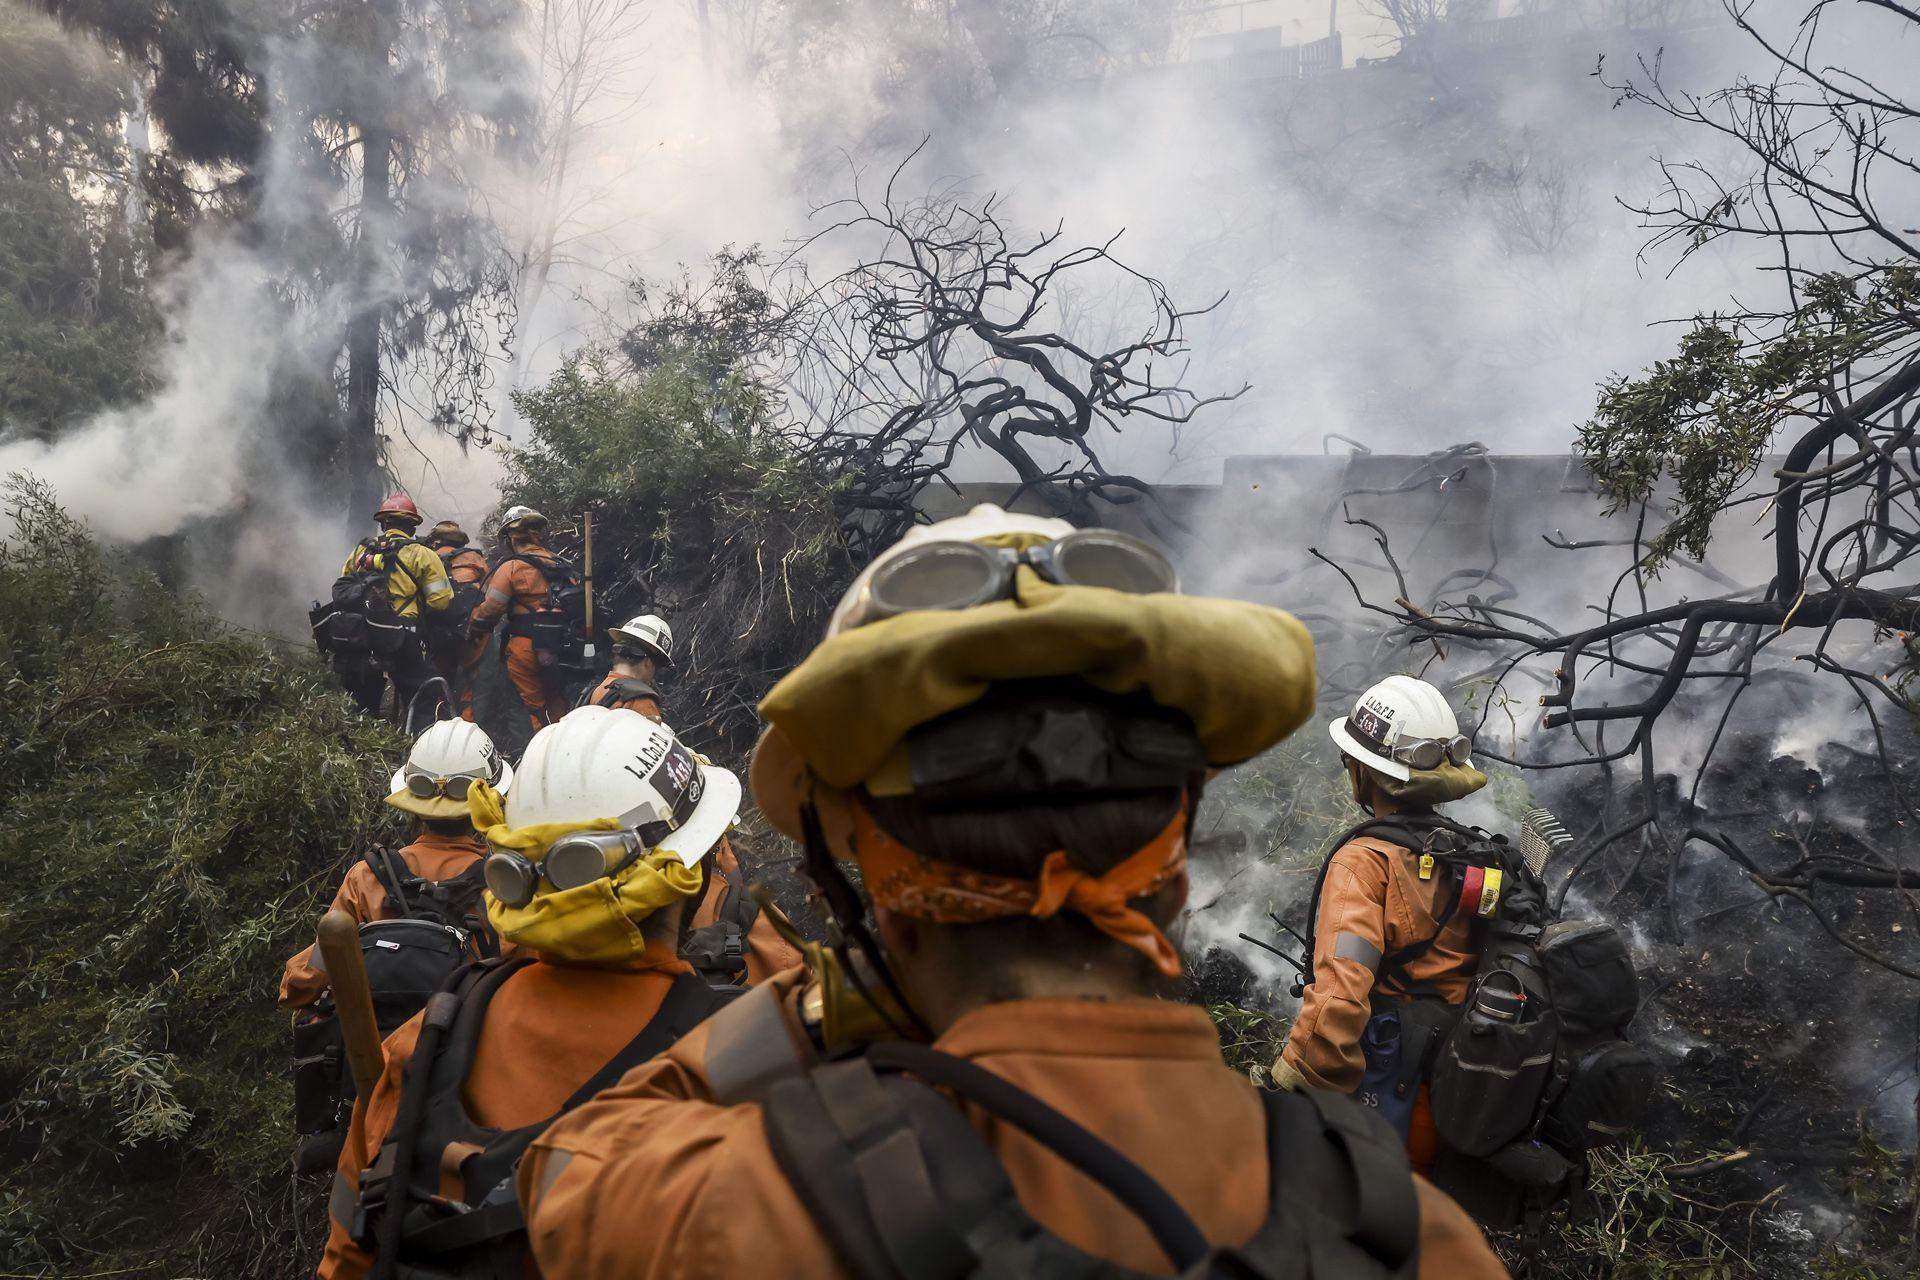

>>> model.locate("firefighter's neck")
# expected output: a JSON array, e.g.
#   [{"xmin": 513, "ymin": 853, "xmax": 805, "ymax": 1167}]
[
  {"xmin": 613, "ymin": 655, "xmax": 657, "ymax": 682},
  {"xmin": 876, "ymin": 907, "xmax": 1179, "ymax": 1035},
  {"xmin": 1353, "ymin": 763, "xmax": 1403, "ymax": 817}
]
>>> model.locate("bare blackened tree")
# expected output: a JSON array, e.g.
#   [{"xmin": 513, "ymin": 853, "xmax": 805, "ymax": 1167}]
[
  {"xmin": 781, "ymin": 147, "xmax": 1246, "ymax": 554},
  {"xmin": 1319, "ymin": 0, "xmax": 1920, "ymax": 975},
  {"xmin": 502, "ymin": 165, "xmax": 1242, "ymax": 750}
]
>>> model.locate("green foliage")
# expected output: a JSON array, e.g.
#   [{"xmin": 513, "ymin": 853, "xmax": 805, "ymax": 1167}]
[
  {"xmin": 1209, "ymin": 1002, "xmax": 1291, "ymax": 1075},
  {"xmin": 0, "ymin": 477, "xmax": 402, "ymax": 1277},
  {"xmin": 1580, "ymin": 267, "xmax": 1920, "ymax": 569},
  {"xmin": 0, "ymin": 2, "xmax": 160, "ymax": 436},
  {"xmin": 504, "ymin": 264, "xmax": 854, "ymax": 753}
]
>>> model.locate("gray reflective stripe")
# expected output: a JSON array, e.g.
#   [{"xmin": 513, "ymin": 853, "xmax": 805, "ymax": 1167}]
[
  {"xmin": 484, "ymin": 587, "xmax": 511, "ymax": 604},
  {"xmin": 328, "ymin": 1170, "xmax": 358, "ymax": 1229},
  {"xmin": 703, "ymin": 979, "xmax": 811, "ymax": 1105},
  {"xmin": 1447, "ymin": 1050, "xmax": 1554, "ymax": 1077},
  {"xmin": 1334, "ymin": 932, "xmax": 1383, "ymax": 971},
  {"xmin": 425, "ymin": 580, "xmax": 454, "ymax": 601},
  {"xmin": 530, "ymin": 1149, "xmax": 573, "ymax": 1210}
]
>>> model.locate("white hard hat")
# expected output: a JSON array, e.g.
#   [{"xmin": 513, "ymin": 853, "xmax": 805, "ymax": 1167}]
[
  {"xmin": 506, "ymin": 706, "xmax": 739, "ymax": 866},
  {"xmin": 388, "ymin": 719, "xmax": 513, "ymax": 818},
  {"xmin": 500, "ymin": 505, "xmax": 547, "ymax": 530},
  {"xmin": 828, "ymin": 504, "xmax": 1075, "ymax": 637},
  {"xmin": 1327, "ymin": 675, "xmax": 1469, "ymax": 782},
  {"xmin": 608, "ymin": 613, "xmax": 673, "ymax": 665}
]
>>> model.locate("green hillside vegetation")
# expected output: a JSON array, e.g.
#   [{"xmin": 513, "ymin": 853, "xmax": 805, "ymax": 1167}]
[{"xmin": 0, "ymin": 477, "xmax": 402, "ymax": 1277}]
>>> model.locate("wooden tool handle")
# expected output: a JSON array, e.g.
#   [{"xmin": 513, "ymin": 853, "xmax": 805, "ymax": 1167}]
[{"xmin": 316, "ymin": 909, "xmax": 387, "ymax": 1098}]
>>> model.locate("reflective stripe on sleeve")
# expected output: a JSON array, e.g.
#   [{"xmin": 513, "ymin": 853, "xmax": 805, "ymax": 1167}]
[
  {"xmin": 484, "ymin": 587, "xmax": 511, "ymax": 604},
  {"xmin": 1334, "ymin": 932, "xmax": 1383, "ymax": 971}
]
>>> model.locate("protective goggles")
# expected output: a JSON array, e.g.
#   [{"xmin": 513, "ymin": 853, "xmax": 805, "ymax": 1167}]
[
  {"xmin": 402, "ymin": 769, "xmax": 487, "ymax": 801},
  {"xmin": 1347, "ymin": 719, "xmax": 1472, "ymax": 772},
  {"xmin": 853, "ymin": 530, "xmax": 1178, "ymax": 627},
  {"xmin": 485, "ymin": 829, "xmax": 650, "ymax": 909}
]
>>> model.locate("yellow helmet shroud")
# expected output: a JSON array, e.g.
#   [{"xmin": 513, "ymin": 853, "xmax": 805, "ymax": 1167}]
[
  {"xmin": 468, "ymin": 780, "xmax": 704, "ymax": 965},
  {"xmin": 750, "ymin": 559, "xmax": 1318, "ymax": 841}
]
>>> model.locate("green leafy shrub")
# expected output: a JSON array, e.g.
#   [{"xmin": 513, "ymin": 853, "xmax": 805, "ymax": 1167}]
[
  {"xmin": 505, "ymin": 335, "xmax": 852, "ymax": 755},
  {"xmin": 0, "ymin": 478, "xmax": 402, "ymax": 1277}
]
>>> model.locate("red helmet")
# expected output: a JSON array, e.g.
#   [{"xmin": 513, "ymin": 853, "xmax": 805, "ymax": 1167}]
[{"xmin": 375, "ymin": 494, "xmax": 423, "ymax": 527}]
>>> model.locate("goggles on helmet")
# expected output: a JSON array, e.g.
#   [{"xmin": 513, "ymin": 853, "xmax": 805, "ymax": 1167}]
[
  {"xmin": 1345, "ymin": 714, "xmax": 1472, "ymax": 772},
  {"xmin": 483, "ymin": 745, "xmax": 705, "ymax": 907},
  {"xmin": 852, "ymin": 530, "xmax": 1178, "ymax": 629},
  {"xmin": 403, "ymin": 768, "xmax": 487, "ymax": 801},
  {"xmin": 485, "ymin": 829, "xmax": 650, "ymax": 908}
]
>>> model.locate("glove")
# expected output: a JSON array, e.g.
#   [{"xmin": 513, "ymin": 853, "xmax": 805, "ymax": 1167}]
[{"xmin": 1268, "ymin": 1055, "xmax": 1307, "ymax": 1092}]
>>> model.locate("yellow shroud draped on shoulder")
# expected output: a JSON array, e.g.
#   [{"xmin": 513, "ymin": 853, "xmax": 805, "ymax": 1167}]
[{"xmin": 468, "ymin": 781, "xmax": 704, "ymax": 965}]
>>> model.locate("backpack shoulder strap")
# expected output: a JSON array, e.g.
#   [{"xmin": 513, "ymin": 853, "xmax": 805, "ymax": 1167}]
[
  {"xmin": 363, "ymin": 845, "xmax": 414, "ymax": 917},
  {"xmin": 559, "ymin": 972, "xmax": 735, "ymax": 1110},
  {"xmin": 761, "ymin": 1055, "xmax": 997, "ymax": 1280},
  {"xmin": 598, "ymin": 677, "xmax": 661, "ymax": 708},
  {"xmin": 1264, "ymin": 1087, "xmax": 1419, "ymax": 1273}
]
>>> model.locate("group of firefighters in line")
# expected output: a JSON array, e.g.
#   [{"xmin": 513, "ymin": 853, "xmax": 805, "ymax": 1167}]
[
  {"xmin": 286, "ymin": 497, "xmax": 1516, "ymax": 1279},
  {"xmin": 338, "ymin": 493, "xmax": 584, "ymax": 728}
]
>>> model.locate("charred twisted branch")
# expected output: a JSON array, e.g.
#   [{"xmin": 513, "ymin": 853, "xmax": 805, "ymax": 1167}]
[{"xmin": 782, "ymin": 149, "xmax": 1245, "ymax": 532}]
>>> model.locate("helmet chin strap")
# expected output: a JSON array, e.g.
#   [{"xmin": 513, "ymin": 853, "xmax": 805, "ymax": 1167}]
[{"xmin": 797, "ymin": 799, "xmax": 933, "ymax": 1043}]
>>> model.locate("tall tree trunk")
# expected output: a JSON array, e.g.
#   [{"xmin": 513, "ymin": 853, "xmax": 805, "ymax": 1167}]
[{"xmin": 345, "ymin": 121, "xmax": 389, "ymax": 542}]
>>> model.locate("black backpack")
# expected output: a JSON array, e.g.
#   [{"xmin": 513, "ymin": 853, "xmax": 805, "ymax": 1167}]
[
  {"xmin": 1298, "ymin": 814, "xmax": 1655, "ymax": 1215},
  {"xmin": 762, "ymin": 1041, "xmax": 1419, "ymax": 1279},
  {"xmin": 346, "ymin": 957, "xmax": 735, "ymax": 1278},
  {"xmin": 422, "ymin": 575, "xmax": 487, "ymax": 662},
  {"xmin": 496, "ymin": 552, "xmax": 588, "ymax": 669},
  {"xmin": 313, "ymin": 537, "xmax": 430, "ymax": 669},
  {"xmin": 291, "ymin": 848, "xmax": 496, "ymax": 1174}
]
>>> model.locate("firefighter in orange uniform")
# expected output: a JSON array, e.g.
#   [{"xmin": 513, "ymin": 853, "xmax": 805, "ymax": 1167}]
[
  {"xmin": 513, "ymin": 506, "xmax": 1507, "ymax": 1280},
  {"xmin": 422, "ymin": 520, "xmax": 490, "ymax": 720},
  {"xmin": 318, "ymin": 708, "xmax": 746, "ymax": 1280},
  {"xmin": 1272, "ymin": 675, "xmax": 1488, "ymax": 1178},
  {"xmin": 279, "ymin": 719, "xmax": 511, "ymax": 1009},
  {"xmin": 467, "ymin": 506, "xmax": 568, "ymax": 732},
  {"xmin": 587, "ymin": 613, "xmax": 672, "ymax": 718}
]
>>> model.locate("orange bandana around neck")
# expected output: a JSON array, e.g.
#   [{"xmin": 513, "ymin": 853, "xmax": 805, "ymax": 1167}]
[{"xmin": 850, "ymin": 803, "xmax": 1189, "ymax": 977}]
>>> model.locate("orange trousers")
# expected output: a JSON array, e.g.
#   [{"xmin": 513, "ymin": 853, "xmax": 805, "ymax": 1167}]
[
  {"xmin": 504, "ymin": 635, "xmax": 563, "ymax": 732},
  {"xmin": 1407, "ymin": 1085, "xmax": 1440, "ymax": 1177}
]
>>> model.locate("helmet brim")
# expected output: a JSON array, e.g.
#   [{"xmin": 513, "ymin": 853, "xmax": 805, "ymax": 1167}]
[
  {"xmin": 384, "ymin": 757, "xmax": 514, "ymax": 821},
  {"xmin": 749, "ymin": 723, "xmax": 808, "ymax": 842},
  {"xmin": 651, "ymin": 763, "xmax": 741, "ymax": 866},
  {"xmin": 1327, "ymin": 717, "xmax": 1413, "ymax": 782}
]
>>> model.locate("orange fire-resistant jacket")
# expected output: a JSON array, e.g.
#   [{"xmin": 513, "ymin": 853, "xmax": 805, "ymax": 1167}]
[
  {"xmin": 438, "ymin": 545, "xmax": 490, "ymax": 587},
  {"xmin": 279, "ymin": 832, "xmax": 486, "ymax": 1009},
  {"xmin": 316, "ymin": 940, "xmax": 698, "ymax": 1280},
  {"xmin": 517, "ymin": 979, "xmax": 1508, "ymax": 1279},
  {"xmin": 1279, "ymin": 832, "xmax": 1480, "ymax": 1094},
  {"xmin": 471, "ymin": 543, "xmax": 559, "ymax": 630}
]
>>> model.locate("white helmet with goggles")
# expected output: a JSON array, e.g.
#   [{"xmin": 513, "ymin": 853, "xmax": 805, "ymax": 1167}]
[
  {"xmin": 608, "ymin": 613, "xmax": 673, "ymax": 665},
  {"xmin": 387, "ymin": 719, "xmax": 512, "ymax": 819},
  {"xmin": 1328, "ymin": 675, "xmax": 1471, "ymax": 782},
  {"xmin": 483, "ymin": 706, "xmax": 739, "ymax": 908},
  {"xmin": 830, "ymin": 505, "xmax": 1179, "ymax": 636}
]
